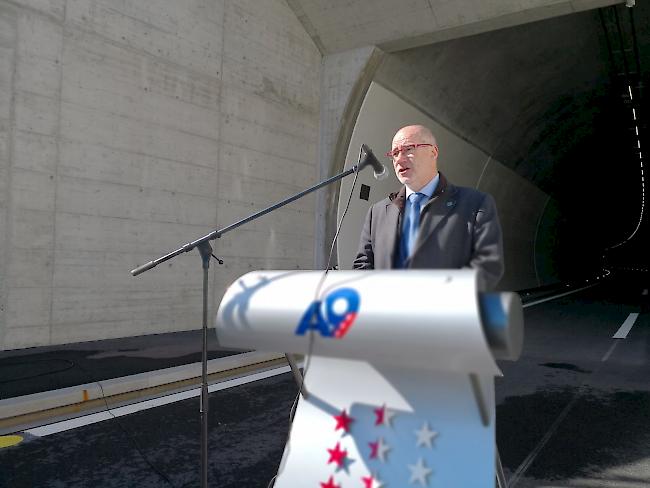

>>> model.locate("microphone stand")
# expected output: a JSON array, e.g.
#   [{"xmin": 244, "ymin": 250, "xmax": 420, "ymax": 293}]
[{"xmin": 131, "ymin": 153, "xmax": 377, "ymax": 488}]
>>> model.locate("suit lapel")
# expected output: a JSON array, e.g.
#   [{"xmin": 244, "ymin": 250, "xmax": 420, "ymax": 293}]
[
  {"xmin": 412, "ymin": 174, "xmax": 458, "ymax": 257},
  {"xmin": 383, "ymin": 188, "xmax": 404, "ymax": 267}
]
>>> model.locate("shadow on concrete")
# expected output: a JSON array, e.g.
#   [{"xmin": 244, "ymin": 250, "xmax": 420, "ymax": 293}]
[{"xmin": 0, "ymin": 330, "xmax": 245, "ymax": 399}]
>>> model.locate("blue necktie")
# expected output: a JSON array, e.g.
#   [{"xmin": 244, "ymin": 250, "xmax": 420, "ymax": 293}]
[{"xmin": 398, "ymin": 192, "xmax": 426, "ymax": 268}]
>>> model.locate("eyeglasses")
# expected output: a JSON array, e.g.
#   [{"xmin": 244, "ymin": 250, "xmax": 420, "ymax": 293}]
[{"xmin": 385, "ymin": 143, "xmax": 433, "ymax": 160}]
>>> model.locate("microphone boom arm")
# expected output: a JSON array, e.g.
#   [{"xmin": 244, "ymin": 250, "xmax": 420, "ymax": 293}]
[{"xmin": 131, "ymin": 165, "xmax": 363, "ymax": 276}]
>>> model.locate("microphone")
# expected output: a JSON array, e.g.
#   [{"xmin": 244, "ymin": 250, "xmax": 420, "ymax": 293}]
[{"xmin": 359, "ymin": 144, "xmax": 387, "ymax": 180}]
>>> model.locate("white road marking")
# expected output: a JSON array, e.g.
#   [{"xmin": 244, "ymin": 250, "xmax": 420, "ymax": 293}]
[
  {"xmin": 642, "ymin": 288, "xmax": 648, "ymax": 296},
  {"xmin": 522, "ymin": 282, "xmax": 599, "ymax": 308},
  {"xmin": 601, "ymin": 342, "xmax": 618, "ymax": 362},
  {"xmin": 613, "ymin": 313, "xmax": 640, "ymax": 339},
  {"xmin": 25, "ymin": 365, "xmax": 293, "ymax": 437}
]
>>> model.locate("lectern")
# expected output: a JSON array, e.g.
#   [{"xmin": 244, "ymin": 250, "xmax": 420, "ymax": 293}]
[{"xmin": 215, "ymin": 269, "xmax": 523, "ymax": 487}]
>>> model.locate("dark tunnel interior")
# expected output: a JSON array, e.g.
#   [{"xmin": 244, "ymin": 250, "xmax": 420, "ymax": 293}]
[{"xmin": 376, "ymin": 2, "xmax": 650, "ymax": 282}]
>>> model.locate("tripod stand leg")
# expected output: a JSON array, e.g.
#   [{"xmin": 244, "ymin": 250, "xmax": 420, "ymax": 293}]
[
  {"xmin": 496, "ymin": 445, "xmax": 507, "ymax": 488},
  {"xmin": 285, "ymin": 353, "xmax": 308, "ymax": 399}
]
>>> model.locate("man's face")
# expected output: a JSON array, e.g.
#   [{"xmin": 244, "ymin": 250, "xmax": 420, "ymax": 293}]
[{"xmin": 390, "ymin": 127, "xmax": 439, "ymax": 191}]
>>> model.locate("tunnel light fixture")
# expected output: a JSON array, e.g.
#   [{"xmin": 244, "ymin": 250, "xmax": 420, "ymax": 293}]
[{"xmin": 607, "ymin": 93, "xmax": 646, "ymax": 251}]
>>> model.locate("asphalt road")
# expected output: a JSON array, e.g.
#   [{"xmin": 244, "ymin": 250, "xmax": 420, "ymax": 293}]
[
  {"xmin": 497, "ymin": 276, "xmax": 650, "ymax": 487},
  {"xmin": 1, "ymin": 275, "xmax": 649, "ymax": 487},
  {"xmin": 1, "ymin": 370, "xmax": 297, "ymax": 488}
]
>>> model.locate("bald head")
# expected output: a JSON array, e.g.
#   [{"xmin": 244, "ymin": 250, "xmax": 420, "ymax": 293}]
[
  {"xmin": 390, "ymin": 125, "xmax": 439, "ymax": 191},
  {"xmin": 393, "ymin": 125, "xmax": 437, "ymax": 147}
]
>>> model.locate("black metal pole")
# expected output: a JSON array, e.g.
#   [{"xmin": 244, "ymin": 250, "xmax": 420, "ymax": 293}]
[
  {"xmin": 197, "ymin": 241, "xmax": 212, "ymax": 488},
  {"xmin": 130, "ymin": 156, "xmax": 369, "ymax": 487}
]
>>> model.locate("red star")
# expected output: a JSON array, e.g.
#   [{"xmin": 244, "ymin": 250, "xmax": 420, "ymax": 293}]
[
  {"xmin": 320, "ymin": 475, "xmax": 340, "ymax": 488},
  {"xmin": 327, "ymin": 442, "xmax": 347, "ymax": 467},
  {"xmin": 362, "ymin": 475, "xmax": 378, "ymax": 488},
  {"xmin": 373, "ymin": 405, "xmax": 385, "ymax": 426},
  {"xmin": 368, "ymin": 440, "xmax": 379, "ymax": 459},
  {"xmin": 333, "ymin": 409, "xmax": 354, "ymax": 433}
]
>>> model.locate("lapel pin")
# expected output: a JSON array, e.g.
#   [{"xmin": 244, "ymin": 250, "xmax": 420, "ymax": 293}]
[{"xmin": 446, "ymin": 201, "xmax": 455, "ymax": 207}]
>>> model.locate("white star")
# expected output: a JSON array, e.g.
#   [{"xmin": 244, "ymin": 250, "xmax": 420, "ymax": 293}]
[
  {"xmin": 375, "ymin": 404, "xmax": 396, "ymax": 427},
  {"xmin": 414, "ymin": 421, "xmax": 439, "ymax": 449},
  {"xmin": 375, "ymin": 437, "xmax": 391, "ymax": 463},
  {"xmin": 383, "ymin": 407, "xmax": 396, "ymax": 427},
  {"xmin": 408, "ymin": 457, "xmax": 433, "ymax": 486}
]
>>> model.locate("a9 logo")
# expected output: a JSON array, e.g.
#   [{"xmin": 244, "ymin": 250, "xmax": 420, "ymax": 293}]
[{"xmin": 294, "ymin": 288, "xmax": 361, "ymax": 338}]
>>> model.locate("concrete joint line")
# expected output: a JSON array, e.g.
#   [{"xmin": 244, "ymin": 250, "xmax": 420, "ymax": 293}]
[
  {"xmin": 509, "ymin": 393, "xmax": 580, "ymax": 487},
  {"xmin": 533, "ymin": 196, "xmax": 552, "ymax": 288}
]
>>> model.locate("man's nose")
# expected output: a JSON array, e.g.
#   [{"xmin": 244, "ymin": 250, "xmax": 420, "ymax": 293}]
[{"xmin": 395, "ymin": 151, "xmax": 409, "ymax": 163}]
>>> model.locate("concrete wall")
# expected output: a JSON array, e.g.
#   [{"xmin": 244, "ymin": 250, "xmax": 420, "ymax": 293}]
[
  {"xmin": 285, "ymin": 0, "xmax": 621, "ymax": 54},
  {"xmin": 315, "ymin": 46, "xmax": 384, "ymax": 269},
  {"xmin": 478, "ymin": 158, "xmax": 551, "ymax": 290},
  {"xmin": 0, "ymin": 0, "xmax": 321, "ymax": 350},
  {"xmin": 336, "ymin": 83, "xmax": 549, "ymax": 291}
]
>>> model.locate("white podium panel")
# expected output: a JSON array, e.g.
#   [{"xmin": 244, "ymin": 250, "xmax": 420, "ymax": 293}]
[
  {"xmin": 276, "ymin": 357, "xmax": 495, "ymax": 487},
  {"xmin": 216, "ymin": 270, "xmax": 500, "ymax": 375},
  {"xmin": 215, "ymin": 270, "xmax": 519, "ymax": 488}
]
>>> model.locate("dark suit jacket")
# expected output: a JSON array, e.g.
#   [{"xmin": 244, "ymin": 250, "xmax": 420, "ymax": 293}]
[{"xmin": 353, "ymin": 173, "xmax": 504, "ymax": 290}]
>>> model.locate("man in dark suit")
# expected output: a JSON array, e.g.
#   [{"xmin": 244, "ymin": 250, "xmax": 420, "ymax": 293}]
[{"xmin": 353, "ymin": 125, "xmax": 504, "ymax": 290}]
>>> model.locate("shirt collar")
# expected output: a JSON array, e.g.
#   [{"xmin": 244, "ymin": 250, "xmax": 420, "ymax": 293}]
[{"xmin": 405, "ymin": 173, "xmax": 440, "ymax": 200}]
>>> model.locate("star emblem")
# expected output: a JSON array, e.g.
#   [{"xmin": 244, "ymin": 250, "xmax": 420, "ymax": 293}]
[
  {"xmin": 362, "ymin": 473, "xmax": 383, "ymax": 488},
  {"xmin": 414, "ymin": 421, "xmax": 439, "ymax": 449},
  {"xmin": 408, "ymin": 457, "xmax": 433, "ymax": 486},
  {"xmin": 320, "ymin": 475, "xmax": 341, "ymax": 488},
  {"xmin": 333, "ymin": 409, "xmax": 354, "ymax": 433},
  {"xmin": 327, "ymin": 442, "xmax": 348, "ymax": 467},
  {"xmin": 335, "ymin": 449, "xmax": 355, "ymax": 474},
  {"xmin": 373, "ymin": 404, "xmax": 396, "ymax": 427},
  {"xmin": 368, "ymin": 437, "xmax": 390, "ymax": 463}
]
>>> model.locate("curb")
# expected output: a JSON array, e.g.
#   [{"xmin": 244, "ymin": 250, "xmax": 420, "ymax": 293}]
[{"xmin": 0, "ymin": 351, "xmax": 284, "ymax": 421}]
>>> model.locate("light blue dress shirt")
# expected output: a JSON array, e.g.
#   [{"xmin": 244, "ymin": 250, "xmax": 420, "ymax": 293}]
[
  {"xmin": 404, "ymin": 172, "xmax": 440, "ymax": 205},
  {"xmin": 397, "ymin": 173, "xmax": 440, "ymax": 268}
]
